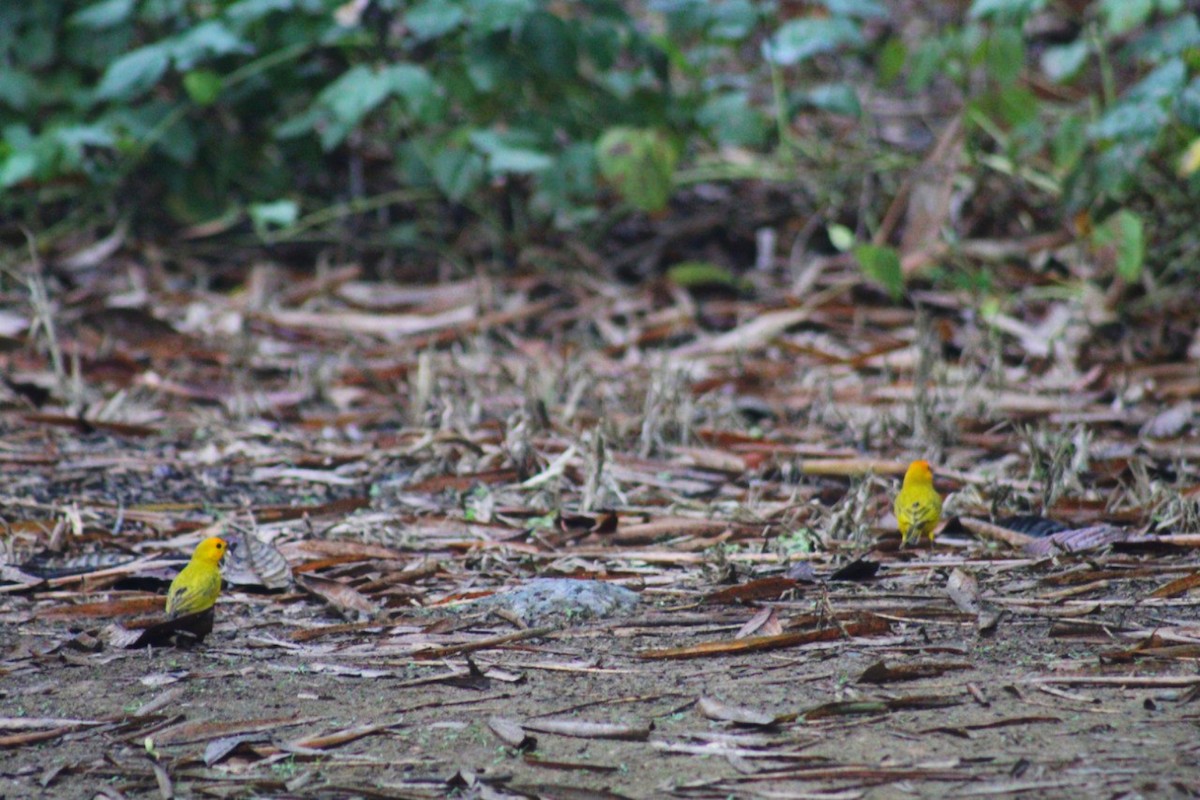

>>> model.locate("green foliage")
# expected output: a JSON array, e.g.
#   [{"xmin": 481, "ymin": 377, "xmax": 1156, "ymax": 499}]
[
  {"xmin": 2, "ymin": 0, "xmax": 1195, "ymax": 292},
  {"xmin": 1, "ymin": 0, "xmax": 887, "ymax": 237},
  {"xmin": 853, "ymin": 244, "xmax": 904, "ymax": 300}
]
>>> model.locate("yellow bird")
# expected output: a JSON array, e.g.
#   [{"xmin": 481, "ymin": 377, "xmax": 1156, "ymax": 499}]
[
  {"xmin": 894, "ymin": 460, "xmax": 943, "ymax": 546},
  {"xmin": 165, "ymin": 537, "xmax": 228, "ymax": 618}
]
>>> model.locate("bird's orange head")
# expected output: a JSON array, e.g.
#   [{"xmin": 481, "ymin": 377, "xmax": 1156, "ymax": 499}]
[
  {"xmin": 904, "ymin": 460, "xmax": 935, "ymax": 485},
  {"xmin": 192, "ymin": 537, "xmax": 228, "ymax": 565}
]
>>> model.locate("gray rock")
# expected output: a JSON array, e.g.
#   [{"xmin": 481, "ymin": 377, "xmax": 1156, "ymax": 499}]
[{"xmin": 464, "ymin": 578, "xmax": 640, "ymax": 628}]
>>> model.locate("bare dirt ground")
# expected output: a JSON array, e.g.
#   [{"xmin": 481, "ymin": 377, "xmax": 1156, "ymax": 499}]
[{"xmin": 3, "ymin": 265, "xmax": 1200, "ymax": 799}]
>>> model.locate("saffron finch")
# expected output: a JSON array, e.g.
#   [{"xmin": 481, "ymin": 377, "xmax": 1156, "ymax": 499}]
[
  {"xmin": 894, "ymin": 460, "xmax": 942, "ymax": 546},
  {"xmin": 165, "ymin": 536, "xmax": 228, "ymax": 618}
]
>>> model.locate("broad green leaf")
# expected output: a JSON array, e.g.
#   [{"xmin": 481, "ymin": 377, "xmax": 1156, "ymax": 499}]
[
  {"xmin": 986, "ymin": 26, "xmax": 1024, "ymax": 86},
  {"xmin": 0, "ymin": 150, "xmax": 38, "ymax": 187},
  {"xmin": 707, "ymin": 0, "xmax": 761, "ymax": 40},
  {"xmin": 821, "ymin": 0, "xmax": 888, "ymax": 19},
  {"xmin": 1128, "ymin": 15, "xmax": 1200, "ymax": 62},
  {"xmin": 471, "ymin": 0, "xmax": 537, "ymax": 33},
  {"xmin": 520, "ymin": 12, "xmax": 577, "ymax": 77},
  {"xmin": 249, "ymin": 199, "xmax": 299, "ymax": 236},
  {"xmin": 1125, "ymin": 58, "xmax": 1186, "ymax": 103},
  {"xmin": 225, "ymin": 0, "xmax": 294, "ymax": 25},
  {"xmin": 183, "ymin": 70, "xmax": 222, "ymax": 106},
  {"xmin": 803, "ymin": 83, "xmax": 861, "ymax": 116},
  {"xmin": 968, "ymin": 0, "xmax": 1045, "ymax": 21},
  {"xmin": 315, "ymin": 65, "xmax": 395, "ymax": 148},
  {"xmin": 406, "ymin": 0, "xmax": 464, "ymax": 40},
  {"xmin": 95, "ymin": 44, "xmax": 170, "ymax": 100},
  {"xmin": 69, "ymin": 0, "xmax": 135, "ymax": 29},
  {"xmin": 169, "ymin": 21, "xmax": 247, "ymax": 70},
  {"xmin": 1040, "ymin": 41, "xmax": 1088, "ymax": 83},
  {"xmin": 0, "ymin": 69, "xmax": 36, "ymax": 110},
  {"xmin": 696, "ymin": 92, "xmax": 768, "ymax": 147},
  {"xmin": 1104, "ymin": 209, "xmax": 1142, "ymax": 281},
  {"xmin": 907, "ymin": 39, "xmax": 945, "ymax": 92},
  {"xmin": 876, "ymin": 37, "xmax": 906, "ymax": 86},
  {"xmin": 596, "ymin": 127, "xmax": 678, "ymax": 212},
  {"xmin": 383, "ymin": 64, "xmax": 438, "ymax": 120},
  {"xmin": 1051, "ymin": 113, "xmax": 1087, "ymax": 173},
  {"xmin": 853, "ymin": 244, "xmax": 904, "ymax": 300},
  {"xmin": 1177, "ymin": 77, "xmax": 1200, "ymax": 128},
  {"xmin": 431, "ymin": 146, "xmax": 485, "ymax": 201},
  {"xmin": 1100, "ymin": 0, "xmax": 1153, "ymax": 37},
  {"xmin": 52, "ymin": 125, "xmax": 116, "ymax": 149},
  {"xmin": 764, "ymin": 18, "xmax": 863, "ymax": 66},
  {"xmin": 1088, "ymin": 100, "xmax": 1168, "ymax": 141},
  {"xmin": 468, "ymin": 129, "xmax": 553, "ymax": 174}
]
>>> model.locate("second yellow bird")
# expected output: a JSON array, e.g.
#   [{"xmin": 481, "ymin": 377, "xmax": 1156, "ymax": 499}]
[
  {"xmin": 894, "ymin": 460, "xmax": 942, "ymax": 546},
  {"xmin": 165, "ymin": 536, "xmax": 228, "ymax": 617}
]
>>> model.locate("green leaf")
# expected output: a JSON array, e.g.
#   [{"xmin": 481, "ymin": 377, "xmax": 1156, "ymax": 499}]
[
  {"xmin": 706, "ymin": 0, "xmax": 761, "ymax": 40},
  {"xmin": 169, "ymin": 21, "xmax": 247, "ymax": 70},
  {"xmin": 994, "ymin": 85, "xmax": 1039, "ymax": 127},
  {"xmin": 1088, "ymin": 100, "xmax": 1168, "ymax": 141},
  {"xmin": 666, "ymin": 261, "xmax": 745, "ymax": 291},
  {"xmin": 1128, "ymin": 15, "xmax": 1200, "ymax": 62},
  {"xmin": 316, "ymin": 65, "xmax": 395, "ymax": 148},
  {"xmin": 1103, "ymin": 210, "xmax": 1145, "ymax": 281},
  {"xmin": 697, "ymin": 92, "xmax": 768, "ymax": 147},
  {"xmin": 764, "ymin": 18, "xmax": 863, "ymax": 66},
  {"xmin": 1176, "ymin": 77, "xmax": 1200, "ymax": 128},
  {"xmin": 1040, "ymin": 41, "xmax": 1088, "ymax": 83},
  {"xmin": 520, "ymin": 11, "xmax": 577, "ymax": 77},
  {"xmin": 1100, "ymin": 0, "xmax": 1153, "ymax": 37},
  {"xmin": 596, "ymin": 127, "xmax": 678, "ymax": 212},
  {"xmin": 225, "ymin": 0, "xmax": 294, "ymax": 26},
  {"xmin": 907, "ymin": 39, "xmax": 945, "ymax": 92},
  {"xmin": 986, "ymin": 26, "xmax": 1025, "ymax": 86},
  {"xmin": 406, "ymin": 0, "xmax": 464, "ymax": 40},
  {"xmin": 802, "ymin": 83, "xmax": 861, "ymax": 116},
  {"xmin": 0, "ymin": 69, "xmax": 36, "ymax": 111},
  {"xmin": 876, "ymin": 37, "xmax": 907, "ymax": 85},
  {"xmin": 471, "ymin": 0, "xmax": 537, "ymax": 33},
  {"xmin": 0, "ymin": 150, "xmax": 38, "ymax": 187},
  {"xmin": 1051, "ymin": 113, "xmax": 1087, "ymax": 173},
  {"xmin": 249, "ymin": 199, "xmax": 298, "ymax": 237},
  {"xmin": 95, "ymin": 44, "xmax": 170, "ymax": 100},
  {"xmin": 1125, "ymin": 58, "xmax": 1186, "ymax": 103},
  {"xmin": 827, "ymin": 223, "xmax": 855, "ymax": 252},
  {"xmin": 69, "ymin": 0, "xmax": 135, "ymax": 30},
  {"xmin": 968, "ymin": 0, "xmax": 1046, "ymax": 22},
  {"xmin": 431, "ymin": 146, "xmax": 486, "ymax": 201},
  {"xmin": 853, "ymin": 244, "xmax": 904, "ymax": 300},
  {"xmin": 821, "ymin": 0, "xmax": 888, "ymax": 19},
  {"xmin": 383, "ymin": 64, "xmax": 439, "ymax": 120},
  {"xmin": 469, "ymin": 129, "xmax": 553, "ymax": 174},
  {"xmin": 183, "ymin": 70, "xmax": 223, "ymax": 106}
]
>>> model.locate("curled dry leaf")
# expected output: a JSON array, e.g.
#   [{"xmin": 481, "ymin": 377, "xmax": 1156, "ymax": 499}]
[
  {"xmin": 295, "ymin": 574, "xmax": 381, "ymax": 621},
  {"xmin": 735, "ymin": 607, "xmax": 782, "ymax": 639},
  {"xmin": 488, "ymin": 716, "xmax": 537, "ymax": 751},
  {"xmin": 858, "ymin": 660, "xmax": 973, "ymax": 684},
  {"xmin": 1141, "ymin": 401, "xmax": 1194, "ymax": 439},
  {"xmin": 519, "ymin": 718, "xmax": 652, "ymax": 741},
  {"xmin": 698, "ymin": 697, "xmax": 786, "ymax": 728},
  {"xmin": 222, "ymin": 531, "xmax": 293, "ymax": 590},
  {"xmin": 945, "ymin": 568, "xmax": 981, "ymax": 615}
]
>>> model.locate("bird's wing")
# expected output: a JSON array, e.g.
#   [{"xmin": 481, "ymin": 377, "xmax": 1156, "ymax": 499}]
[{"xmin": 167, "ymin": 570, "xmax": 219, "ymax": 617}]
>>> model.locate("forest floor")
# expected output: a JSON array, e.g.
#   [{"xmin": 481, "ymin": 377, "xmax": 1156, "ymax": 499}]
[{"xmin": 2, "ymin": 263, "xmax": 1200, "ymax": 799}]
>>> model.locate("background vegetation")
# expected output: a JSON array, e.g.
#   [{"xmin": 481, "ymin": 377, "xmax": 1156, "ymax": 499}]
[{"xmin": 3, "ymin": 0, "xmax": 1199, "ymax": 296}]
